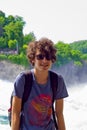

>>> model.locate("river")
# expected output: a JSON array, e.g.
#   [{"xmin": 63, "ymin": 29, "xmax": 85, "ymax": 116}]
[{"xmin": 0, "ymin": 79, "xmax": 87, "ymax": 130}]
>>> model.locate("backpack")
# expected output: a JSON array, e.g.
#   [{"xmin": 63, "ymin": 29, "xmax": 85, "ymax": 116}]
[{"xmin": 8, "ymin": 70, "xmax": 58, "ymax": 130}]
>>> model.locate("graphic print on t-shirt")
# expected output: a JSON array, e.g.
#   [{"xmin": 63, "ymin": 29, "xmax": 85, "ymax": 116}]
[{"xmin": 28, "ymin": 94, "xmax": 52, "ymax": 126}]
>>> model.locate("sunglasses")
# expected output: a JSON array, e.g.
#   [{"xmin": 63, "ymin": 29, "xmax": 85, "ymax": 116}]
[{"xmin": 35, "ymin": 54, "xmax": 52, "ymax": 60}]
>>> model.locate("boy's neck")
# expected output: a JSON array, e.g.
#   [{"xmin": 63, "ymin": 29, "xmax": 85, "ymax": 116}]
[{"xmin": 34, "ymin": 69, "xmax": 49, "ymax": 84}]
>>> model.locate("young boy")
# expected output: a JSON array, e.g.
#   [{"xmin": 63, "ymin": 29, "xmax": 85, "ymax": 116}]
[{"xmin": 11, "ymin": 38, "xmax": 68, "ymax": 130}]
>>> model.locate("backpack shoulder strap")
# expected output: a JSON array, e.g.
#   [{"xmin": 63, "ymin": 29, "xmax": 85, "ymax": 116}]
[
  {"xmin": 49, "ymin": 70, "xmax": 58, "ymax": 130},
  {"xmin": 50, "ymin": 70, "xmax": 58, "ymax": 102},
  {"xmin": 22, "ymin": 70, "xmax": 33, "ymax": 109}
]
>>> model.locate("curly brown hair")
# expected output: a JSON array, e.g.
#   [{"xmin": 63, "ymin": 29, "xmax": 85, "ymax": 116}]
[{"xmin": 27, "ymin": 38, "xmax": 57, "ymax": 66}]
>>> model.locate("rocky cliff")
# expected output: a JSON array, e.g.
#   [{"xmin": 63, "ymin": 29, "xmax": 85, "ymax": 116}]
[
  {"xmin": 53, "ymin": 61, "xmax": 87, "ymax": 86},
  {"xmin": 0, "ymin": 60, "xmax": 87, "ymax": 86},
  {"xmin": 0, "ymin": 60, "xmax": 27, "ymax": 82}
]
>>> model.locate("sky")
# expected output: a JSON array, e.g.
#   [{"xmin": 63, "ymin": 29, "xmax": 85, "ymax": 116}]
[{"xmin": 0, "ymin": 0, "xmax": 87, "ymax": 43}]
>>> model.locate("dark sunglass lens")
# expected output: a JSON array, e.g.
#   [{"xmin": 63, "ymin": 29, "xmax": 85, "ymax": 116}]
[
  {"xmin": 36, "ymin": 54, "xmax": 44, "ymax": 60},
  {"xmin": 46, "ymin": 55, "xmax": 51, "ymax": 60},
  {"xmin": 39, "ymin": 54, "xmax": 44, "ymax": 60}
]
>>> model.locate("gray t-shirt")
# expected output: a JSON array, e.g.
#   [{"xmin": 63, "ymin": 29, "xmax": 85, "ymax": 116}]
[{"xmin": 13, "ymin": 70, "xmax": 68, "ymax": 130}]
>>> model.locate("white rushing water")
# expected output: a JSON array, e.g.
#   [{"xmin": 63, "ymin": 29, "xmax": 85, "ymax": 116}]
[
  {"xmin": 64, "ymin": 84, "xmax": 87, "ymax": 130},
  {"xmin": 0, "ymin": 79, "xmax": 87, "ymax": 130},
  {"xmin": 0, "ymin": 79, "xmax": 13, "ymax": 130}
]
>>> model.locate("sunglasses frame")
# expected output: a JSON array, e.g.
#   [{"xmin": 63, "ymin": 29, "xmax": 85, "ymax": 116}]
[{"xmin": 35, "ymin": 54, "xmax": 52, "ymax": 60}]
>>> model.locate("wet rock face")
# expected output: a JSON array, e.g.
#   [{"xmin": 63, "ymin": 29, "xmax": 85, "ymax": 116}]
[
  {"xmin": 53, "ymin": 61, "xmax": 87, "ymax": 86},
  {"xmin": 0, "ymin": 60, "xmax": 26, "ymax": 82}
]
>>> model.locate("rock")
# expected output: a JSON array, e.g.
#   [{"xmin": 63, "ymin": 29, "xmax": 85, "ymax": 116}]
[{"xmin": 0, "ymin": 60, "xmax": 28, "ymax": 82}]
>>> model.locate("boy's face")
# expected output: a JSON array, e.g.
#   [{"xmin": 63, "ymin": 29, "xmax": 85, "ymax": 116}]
[{"xmin": 33, "ymin": 50, "xmax": 52, "ymax": 72}]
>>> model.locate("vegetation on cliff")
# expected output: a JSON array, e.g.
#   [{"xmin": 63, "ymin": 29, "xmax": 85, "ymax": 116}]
[{"xmin": 0, "ymin": 10, "xmax": 87, "ymax": 69}]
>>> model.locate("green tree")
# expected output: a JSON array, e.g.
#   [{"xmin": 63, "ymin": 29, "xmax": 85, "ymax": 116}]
[
  {"xmin": 4, "ymin": 16, "xmax": 25, "ymax": 53},
  {"xmin": 71, "ymin": 50, "xmax": 82, "ymax": 61},
  {"xmin": 21, "ymin": 32, "xmax": 36, "ymax": 54},
  {"xmin": 0, "ymin": 37, "xmax": 7, "ymax": 48},
  {"xmin": 81, "ymin": 54, "xmax": 87, "ymax": 60},
  {"xmin": 0, "ymin": 10, "xmax": 5, "ymax": 17},
  {"xmin": 6, "ymin": 15, "xmax": 15, "ymax": 25},
  {"xmin": 8, "ymin": 39, "xmax": 17, "ymax": 49},
  {"xmin": 70, "ymin": 40, "xmax": 87, "ymax": 54},
  {"xmin": 55, "ymin": 41, "xmax": 72, "ymax": 66},
  {"xmin": 23, "ymin": 32, "xmax": 36, "ymax": 44},
  {"xmin": 0, "ymin": 15, "xmax": 5, "ymax": 36},
  {"xmin": 0, "ymin": 16, "xmax": 5, "ymax": 27}
]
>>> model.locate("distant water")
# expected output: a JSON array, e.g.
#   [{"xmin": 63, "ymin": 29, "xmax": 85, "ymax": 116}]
[
  {"xmin": 64, "ymin": 84, "xmax": 87, "ymax": 130},
  {"xmin": 0, "ymin": 79, "xmax": 13, "ymax": 130},
  {"xmin": 0, "ymin": 79, "xmax": 87, "ymax": 130}
]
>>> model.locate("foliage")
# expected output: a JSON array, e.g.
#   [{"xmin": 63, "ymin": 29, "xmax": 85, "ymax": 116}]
[
  {"xmin": 8, "ymin": 39, "xmax": 17, "ymax": 49},
  {"xmin": 0, "ymin": 53, "xmax": 29, "ymax": 67},
  {"xmin": 54, "ymin": 40, "xmax": 87, "ymax": 67},
  {"xmin": 70, "ymin": 40, "xmax": 87, "ymax": 54},
  {"xmin": 0, "ymin": 37, "xmax": 7, "ymax": 48},
  {"xmin": 0, "ymin": 54, "xmax": 7, "ymax": 60},
  {"xmin": 22, "ymin": 32, "xmax": 36, "ymax": 54},
  {"xmin": 8, "ymin": 53, "xmax": 29, "ymax": 67},
  {"xmin": 0, "ymin": 11, "xmax": 5, "ymax": 17},
  {"xmin": 81, "ymin": 54, "xmax": 87, "ymax": 60},
  {"xmin": 70, "ymin": 50, "xmax": 82, "ymax": 61},
  {"xmin": 55, "ymin": 41, "xmax": 72, "ymax": 66},
  {"xmin": 23, "ymin": 32, "xmax": 36, "ymax": 44},
  {"xmin": 74, "ymin": 61, "xmax": 82, "ymax": 66}
]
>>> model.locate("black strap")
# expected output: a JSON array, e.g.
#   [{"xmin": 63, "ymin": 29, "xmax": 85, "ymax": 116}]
[
  {"xmin": 50, "ymin": 71, "xmax": 58, "ymax": 130},
  {"xmin": 22, "ymin": 71, "xmax": 33, "ymax": 110}
]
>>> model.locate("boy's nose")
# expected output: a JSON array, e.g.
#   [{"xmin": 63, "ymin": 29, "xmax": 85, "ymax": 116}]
[{"xmin": 42, "ymin": 57, "xmax": 47, "ymax": 61}]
